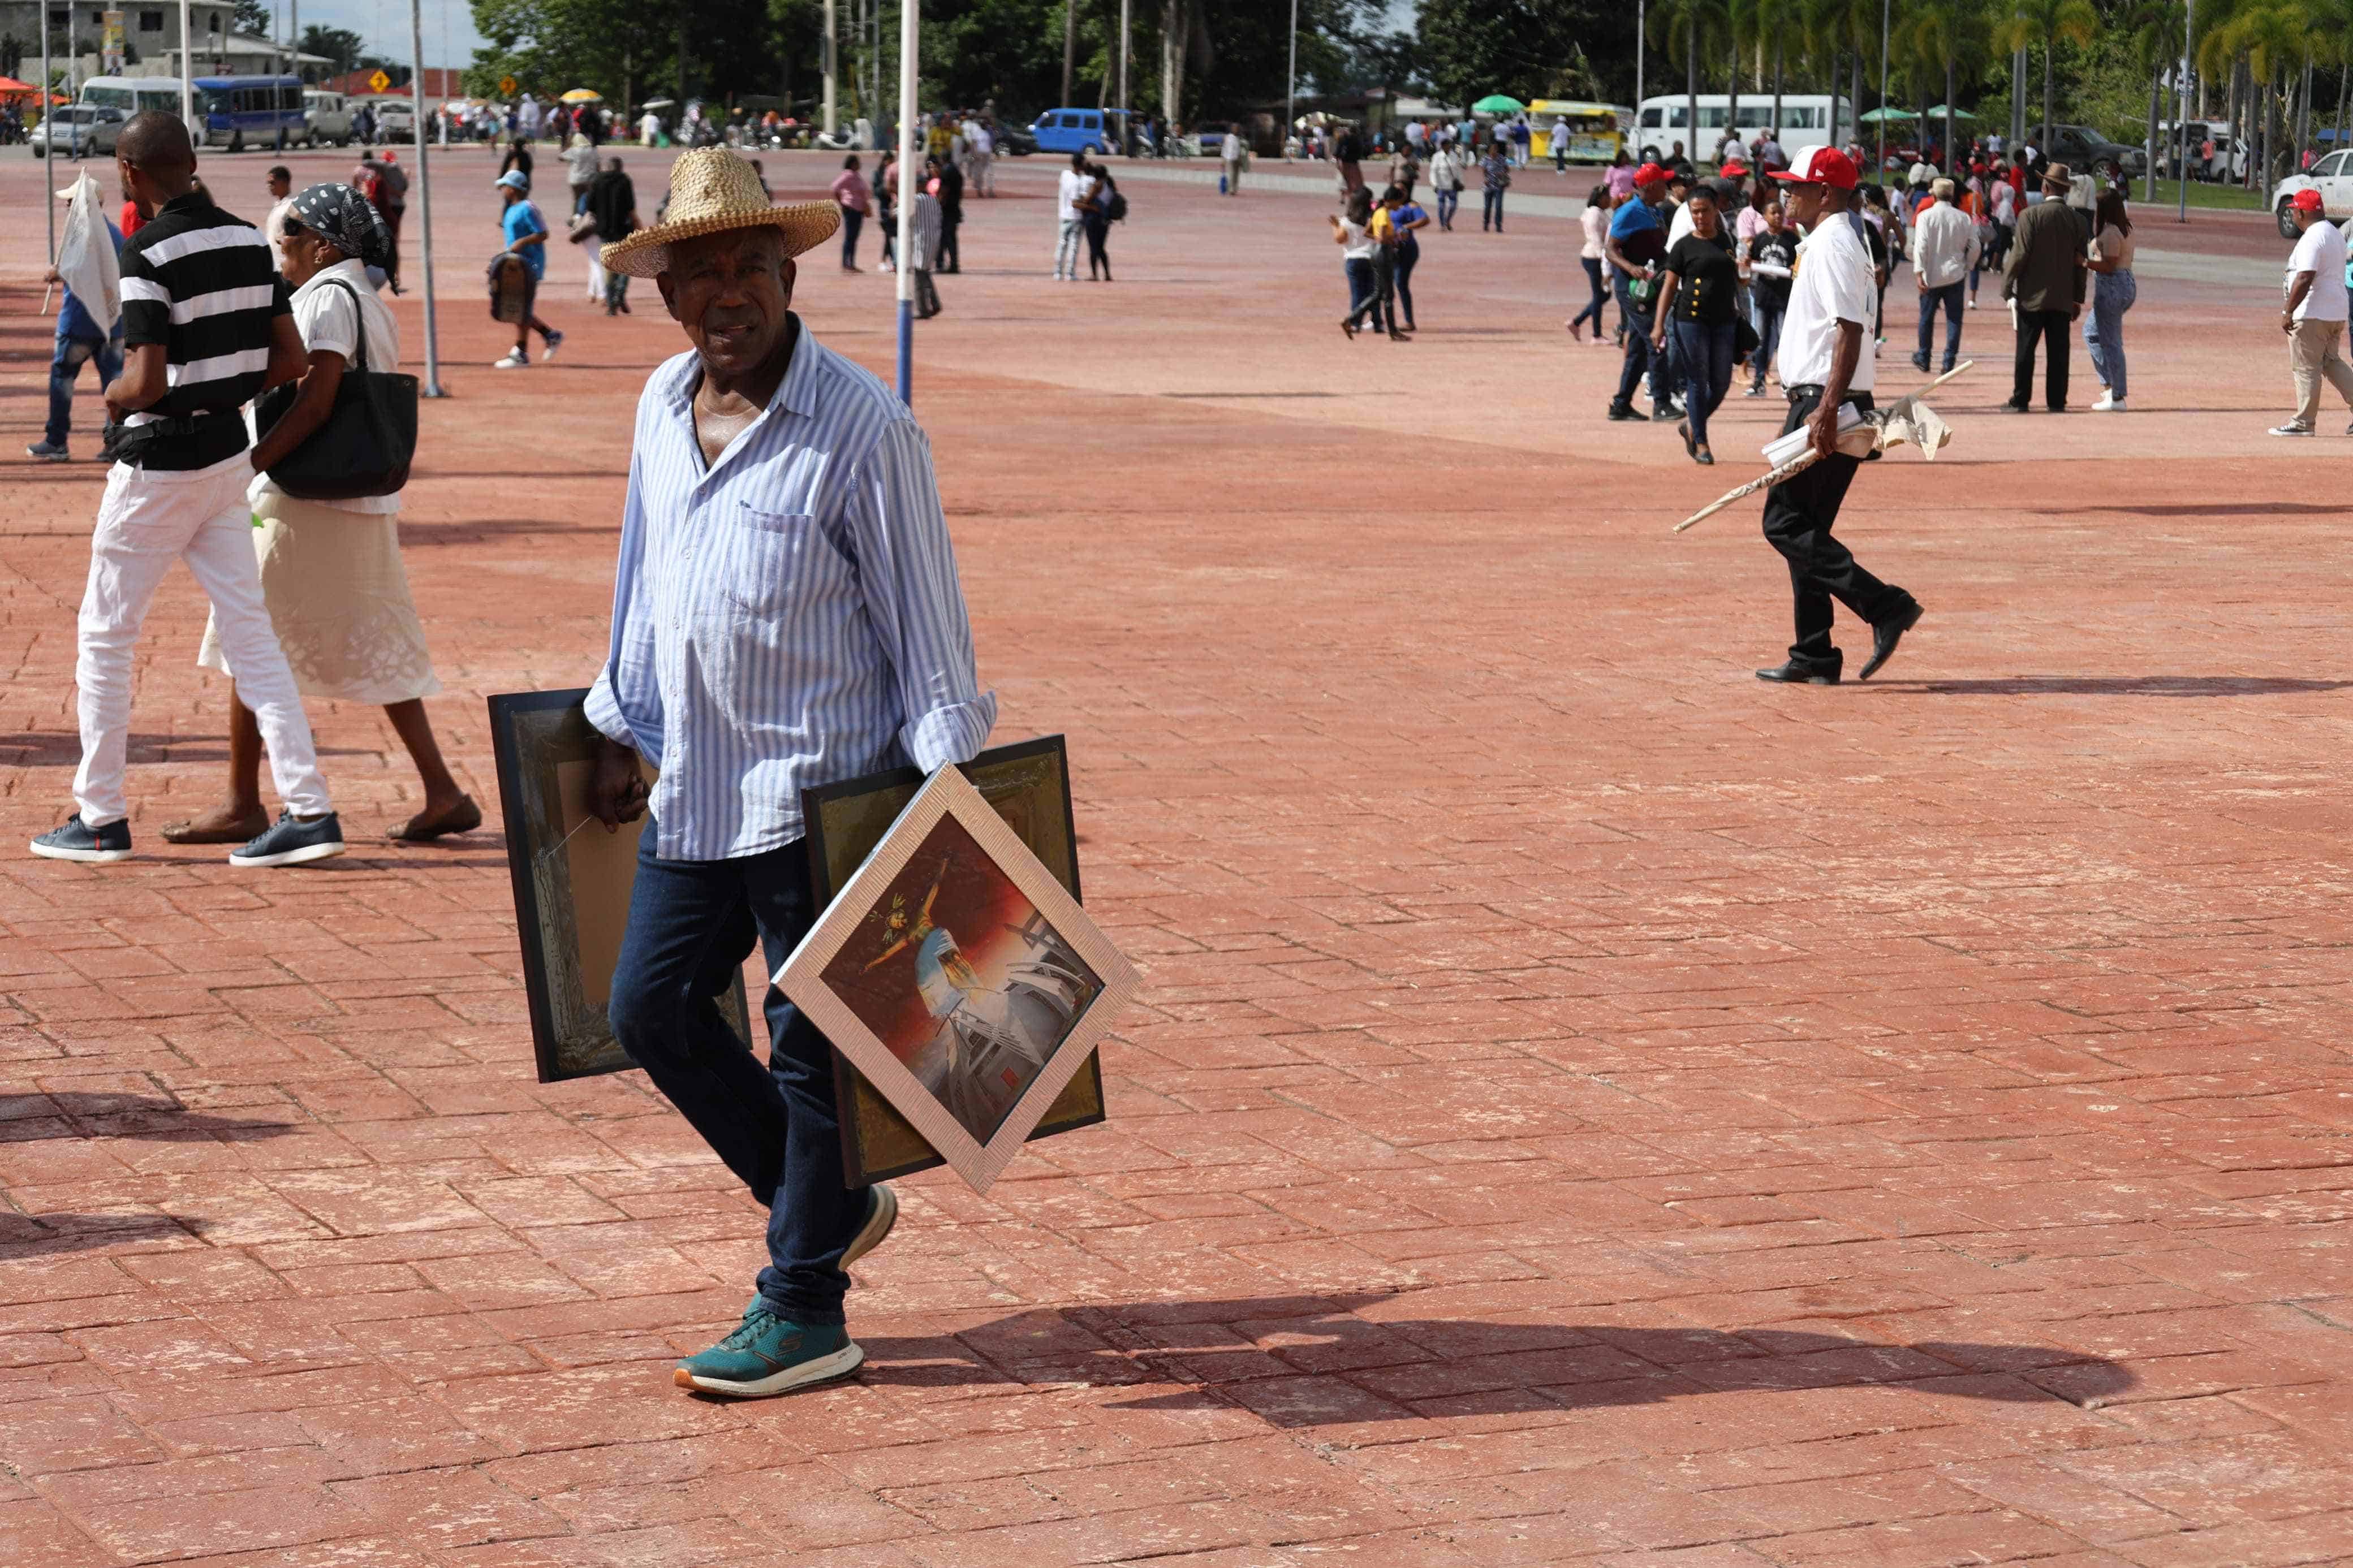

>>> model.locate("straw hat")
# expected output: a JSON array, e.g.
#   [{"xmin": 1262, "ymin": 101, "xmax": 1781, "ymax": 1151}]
[{"xmin": 601, "ymin": 148, "xmax": 840, "ymax": 278}]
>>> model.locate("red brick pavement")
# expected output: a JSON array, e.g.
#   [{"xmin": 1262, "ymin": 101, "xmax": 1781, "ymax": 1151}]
[{"xmin": 1, "ymin": 150, "xmax": 2350, "ymax": 1566}]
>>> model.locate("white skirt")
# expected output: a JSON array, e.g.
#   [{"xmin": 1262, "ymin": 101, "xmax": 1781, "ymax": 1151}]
[{"xmin": 197, "ymin": 491, "xmax": 443, "ymax": 706}]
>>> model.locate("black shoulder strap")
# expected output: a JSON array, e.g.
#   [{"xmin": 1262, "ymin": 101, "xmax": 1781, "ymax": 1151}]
[{"xmin": 318, "ymin": 277, "xmax": 370, "ymax": 374}]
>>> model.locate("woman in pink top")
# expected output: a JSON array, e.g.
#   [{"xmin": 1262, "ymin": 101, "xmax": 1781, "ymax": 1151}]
[
  {"xmin": 1570, "ymin": 186, "xmax": 1613, "ymax": 343},
  {"xmin": 1605, "ymin": 151, "xmax": 1637, "ymax": 202},
  {"xmin": 830, "ymin": 155, "xmax": 872, "ymax": 272}
]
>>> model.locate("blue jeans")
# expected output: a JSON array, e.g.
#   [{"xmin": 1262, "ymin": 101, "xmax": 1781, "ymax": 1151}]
[
  {"xmin": 607, "ymin": 824, "xmax": 866, "ymax": 1325},
  {"xmin": 47, "ymin": 329, "xmax": 122, "ymax": 450},
  {"xmin": 1751, "ymin": 298, "xmax": 1786, "ymax": 387},
  {"xmin": 1670, "ymin": 317, "xmax": 1736, "ymax": 448},
  {"xmin": 1613, "ymin": 282, "xmax": 1666, "ymax": 408},
  {"xmin": 1916, "ymin": 280, "xmax": 1964, "ymax": 371},
  {"xmin": 1572, "ymin": 257, "xmax": 1608, "ymax": 333},
  {"xmin": 1343, "ymin": 256, "xmax": 1378, "ymax": 327},
  {"xmin": 2085, "ymin": 269, "xmax": 2136, "ymax": 401},
  {"xmin": 1482, "ymin": 188, "xmax": 1505, "ymax": 230},
  {"xmin": 1435, "ymin": 188, "xmax": 1458, "ymax": 228}
]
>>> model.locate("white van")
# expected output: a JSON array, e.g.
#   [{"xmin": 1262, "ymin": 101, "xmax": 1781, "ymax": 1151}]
[
  {"xmin": 304, "ymin": 90, "xmax": 354, "ymax": 146},
  {"xmin": 79, "ymin": 76, "xmax": 189, "ymax": 120},
  {"xmin": 1636, "ymin": 93, "xmax": 1855, "ymax": 152}
]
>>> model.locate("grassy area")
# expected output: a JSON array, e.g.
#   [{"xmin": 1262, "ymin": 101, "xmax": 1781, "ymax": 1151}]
[{"xmin": 2152, "ymin": 179, "xmax": 2271, "ymax": 213}]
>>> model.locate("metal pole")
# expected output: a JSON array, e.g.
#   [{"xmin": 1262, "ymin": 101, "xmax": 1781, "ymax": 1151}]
[
  {"xmin": 42, "ymin": 3, "xmax": 53, "ymax": 268},
  {"xmin": 1636, "ymin": 0, "xmax": 1645, "ymax": 150},
  {"xmin": 894, "ymin": 0, "xmax": 916, "ymax": 403},
  {"xmin": 290, "ymin": 0, "xmax": 298, "ymax": 82},
  {"xmin": 1285, "ymin": 0, "xmax": 1296, "ymax": 158},
  {"xmin": 1118, "ymin": 0, "xmax": 1130, "ymax": 153},
  {"xmin": 179, "ymin": 0, "xmax": 192, "ymax": 127},
  {"xmin": 2177, "ymin": 0, "xmax": 2192, "ymax": 222},
  {"xmin": 409, "ymin": 0, "xmax": 445, "ymax": 397},
  {"xmin": 1877, "ymin": 0, "xmax": 1889, "ymax": 171},
  {"xmin": 823, "ymin": 0, "xmax": 836, "ymax": 136}
]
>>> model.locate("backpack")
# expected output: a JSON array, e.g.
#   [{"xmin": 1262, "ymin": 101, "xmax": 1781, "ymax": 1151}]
[{"xmin": 1106, "ymin": 189, "xmax": 1128, "ymax": 222}]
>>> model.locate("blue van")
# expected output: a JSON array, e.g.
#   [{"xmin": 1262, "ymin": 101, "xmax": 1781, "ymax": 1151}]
[{"xmin": 1031, "ymin": 106, "xmax": 1126, "ymax": 155}]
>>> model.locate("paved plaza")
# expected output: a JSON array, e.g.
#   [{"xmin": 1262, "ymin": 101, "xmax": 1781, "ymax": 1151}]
[{"xmin": 2, "ymin": 145, "xmax": 2351, "ymax": 1566}]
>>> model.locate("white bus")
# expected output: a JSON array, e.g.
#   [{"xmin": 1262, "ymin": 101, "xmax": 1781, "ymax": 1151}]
[
  {"xmin": 1636, "ymin": 93, "xmax": 1855, "ymax": 148},
  {"xmin": 79, "ymin": 76, "xmax": 190, "ymax": 119}
]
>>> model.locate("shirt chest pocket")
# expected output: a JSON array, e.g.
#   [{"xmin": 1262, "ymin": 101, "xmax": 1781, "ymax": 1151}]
[{"xmin": 717, "ymin": 505, "xmax": 851, "ymax": 617}]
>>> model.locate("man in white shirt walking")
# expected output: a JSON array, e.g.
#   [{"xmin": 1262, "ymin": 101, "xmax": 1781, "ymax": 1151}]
[
  {"xmin": 1910, "ymin": 179, "xmax": 1979, "ymax": 374},
  {"xmin": 2272, "ymin": 189, "xmax": 2353, "ymax": 437},
  {"xmin": 1054, "ymin": 152, "xmax": 1089, "ymax": 279},
  {"xmin": 1221, "ymin": 123, "xmax": 1246, "ymax": 194},
  {"xmin": 1754, "ymin": 145, "xmax": 1922, "ymax": 686}
]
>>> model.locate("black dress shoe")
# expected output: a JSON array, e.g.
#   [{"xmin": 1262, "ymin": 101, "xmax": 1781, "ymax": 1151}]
[
  {"xmin": 1858, "ymin": 598, "xmax": 1923, "ymax": 681},
  {"xmin": 1756, "ymin": 663, "xmax": 1841, "ymax": 685},
  {"xmin": 1607, "ymin": 403, "xmax": 1641, "ymax": 421},
  {"xmin": 2001, "ymin": 401, "xmax": 2030, "ymax": 413}
]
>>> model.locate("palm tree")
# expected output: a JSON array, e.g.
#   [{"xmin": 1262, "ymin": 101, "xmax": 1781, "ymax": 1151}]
[
  {"xmin": 2117, "ymin": 0, "xmax": 2184, "ymax": 182},
  {"xmin": 1807, "ymin": 0, "xmax": 1877, "ymax": 148},
  {"xmin": 2210, "ymin": 1, "xmax": 2311, "ymax": 188},
  {"xmin": 1900, "ymin": 0, "xmax": 1989, "ymax": 171},
  {"xmin": 1648, "ymin": 0, "xmax": 1729, "ymax": 162},
  {"xmin": 1755, "ymin": 0, "xmax": 1806, "ymax": 143},
  {"xmin": 1993, "ymin": 0, "xmax": 2097, "ymax": 146}
]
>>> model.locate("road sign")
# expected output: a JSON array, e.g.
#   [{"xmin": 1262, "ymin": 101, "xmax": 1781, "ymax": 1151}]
[
  {"xmin": 500, "ymin": 76, "xmax": 518, "ymax": 96},
  {"xmin": 368, "ymin": 68, "xmax": 390, "ymax": 93}
]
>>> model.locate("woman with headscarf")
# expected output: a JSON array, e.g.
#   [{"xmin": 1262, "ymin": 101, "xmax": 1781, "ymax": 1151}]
[{"xmin": 165, "ymin": 184, "xmax": 478, "ymax": 847}]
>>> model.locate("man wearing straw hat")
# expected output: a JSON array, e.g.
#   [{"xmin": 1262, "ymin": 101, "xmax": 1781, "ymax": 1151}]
[{"xmin": 585, "ymin": 148, "xmax": 996, "ymax": 1399}]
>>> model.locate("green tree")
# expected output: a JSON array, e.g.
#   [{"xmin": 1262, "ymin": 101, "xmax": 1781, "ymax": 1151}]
[
  {"xmin": 1415, "ymin": 0, "xmax": 1574, "ymax": 115},
  {"xmin": 1899, "ymin": 0, "xmax": 1990, "ymax": 165},
  {"xmin": 1992, "ymin": 0, "xmax": 2095, "ymax": 144},
  {"xmin": 232, "ymin": 0, "xmax": 272, "ymax": 36},
  {"xmin": 299, "ymin": 24, "xmax": 366, "ymax": 76}
]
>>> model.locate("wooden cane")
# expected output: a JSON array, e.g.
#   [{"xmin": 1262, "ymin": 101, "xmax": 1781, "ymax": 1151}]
[{"xmin": 1670, "ymin": 360, "xmax": 1975, "ymax": 534}]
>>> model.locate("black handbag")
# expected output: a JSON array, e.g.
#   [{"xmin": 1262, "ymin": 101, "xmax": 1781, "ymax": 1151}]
[
  {"xmin": 253, "ymin": 279, "xmax": 418, "ymax": 500},
  {"xmin": 1735, "ymin": 315, "xmax": 1762, "ymax": 361}
]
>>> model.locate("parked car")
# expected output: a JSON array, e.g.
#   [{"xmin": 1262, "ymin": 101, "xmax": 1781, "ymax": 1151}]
[
  {"xmin": 2040, "ymin": 123, "xmax": 2145, "ymax": 179},
  {"xmin": 303, "ymin": 89, "xmax": 354, "ymax": 146},
  {"xmin": 1030, "ymin": 106, "xmax": 1119, "ymax": 156},
  {"xmin": 2272, "ymin": 152, "xmax": 2353, "ymax": 237},
  {"xmin": 2157, "ymin": 120, "xmax": 2249, "ymax": 183},
  {"xmin": 31, "ymin": 105, "xmax": 123, "ymax": 158},
  {"xmin": 370, "ymin": 98, "xmax": 416, "ymax": 141}
]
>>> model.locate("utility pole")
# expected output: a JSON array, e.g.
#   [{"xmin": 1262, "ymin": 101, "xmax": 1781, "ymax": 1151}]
[
  {"xmin": 1877, "ymin": 0, "xmax": 1889, "ymax": 171},
  {"xmin": 1285, "ymin": 0, "xmax": 1296, "ymax": 157},
  {"xmin": 408, "ymin": 0, "xmax": 444, "ymax": 397},
  {"xmin": 2176, "ymin": 0, "xmax": 2192, "ymax": 222},
  {"xmin": 41, "ymin": 3, "xmax": 53, "ymax": 269},
  {"xmin": 895, "ymin": 0, "xmax": 916, "ymax": 402},
  {"xmin": 1636, "ymin": 0, "xmax": 1645, "ymax": 152},
  {"xmin": 822, "ymin": 0, "xmax": 835, "ymax": 135},
  {"xmin": 178, "ymin": 0, "xmax": 191, "ymax": 126},
  {"xmin": 290, "ymin": 0, "xmax": 299, "ymax": 81},
  {"xmin": 1118, "ymin": 0, "xmax": 1130, "ymax": 153},
  {"xmin": 1062, "ymin": 0, "xmax": 1075, "ymax": 107}
]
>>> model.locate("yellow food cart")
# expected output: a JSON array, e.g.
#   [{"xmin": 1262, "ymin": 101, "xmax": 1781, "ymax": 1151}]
[{"xmin": 1529, "ymin": 100, "xmax": 1630, "ymax": 164}]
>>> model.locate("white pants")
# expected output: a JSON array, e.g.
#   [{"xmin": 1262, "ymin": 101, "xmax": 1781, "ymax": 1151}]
[
  {"xmin": 1054, "ymin": 219, "xmax": 1083, "ymax": 277},
  {"xmin": 75, "ymin": 450, "xmax": 331, "ymax": 827},
  {"xmin": 584, "ymin": 242, "xmax": 605, "ymax": 301}
]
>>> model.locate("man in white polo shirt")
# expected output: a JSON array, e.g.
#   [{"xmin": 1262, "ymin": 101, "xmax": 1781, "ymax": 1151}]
[
  {"xmin": 2272, "ymin": 189, "xmax": 2353, "ymax": 437},
  {"xmin": 1754, "ymin": 145, "xmax": 1923, "ymax": 686}
]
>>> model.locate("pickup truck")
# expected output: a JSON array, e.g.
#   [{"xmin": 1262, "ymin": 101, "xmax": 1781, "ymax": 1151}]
[{"xmin": 304, "ymin": 90, "xmax": 355, "ymax": 147}]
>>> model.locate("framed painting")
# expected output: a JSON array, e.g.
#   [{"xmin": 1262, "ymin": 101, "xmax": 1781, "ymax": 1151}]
[
  {"xmin": 776, "ymin": 766, "xmax": 1139, "ymax": 1194},
  {"xmin": 803, "ymin": 736, "xmax": 1107, "ymax": 1184},
  {"xmin": 487, "ymin": 688, "xmax": 753, "ymax": 1083}
]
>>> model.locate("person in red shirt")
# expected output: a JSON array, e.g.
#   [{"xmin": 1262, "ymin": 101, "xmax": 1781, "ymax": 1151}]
[{"xmin": 119, "ymin": 172, "xmax": 144, "ymax": 238}]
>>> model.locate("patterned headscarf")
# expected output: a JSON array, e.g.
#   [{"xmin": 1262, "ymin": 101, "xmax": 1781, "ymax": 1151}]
[{"xmin": 288, "ymin": 182, "xmax": 392, "ymax": 270}]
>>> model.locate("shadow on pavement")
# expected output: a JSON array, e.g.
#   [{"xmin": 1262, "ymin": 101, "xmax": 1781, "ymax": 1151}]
[
  {"xmin": 1877, "ymin": 676, "xmax": 2353, "ymax": 697},
  {"xmin": 2, "ymin": 732, "xmax": 376, "ymax": 765},
  {"xmin": 0, "ymin": 1093, "xmax": 301, "ymax": 1143},
  {"xmin": 855, "ymin": 1297, "xmax": 2136, "ymax": 1424},
  {"xmin": 0, "ymin": 1212, "xmax": 208, "ymax": 1257}
]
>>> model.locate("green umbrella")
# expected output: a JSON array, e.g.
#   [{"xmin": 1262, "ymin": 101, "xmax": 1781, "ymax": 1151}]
[
  {"xmin": 1858, "ymin": 107, "xmax": 1917, "ymax": 122},
  {"xmin": 1472, "ymin": 94, "xmax": 1525, "ymax": 114},
  {"xmin": 1924, "ymin": 106, "xmax": 1978, "ymax": 121}
]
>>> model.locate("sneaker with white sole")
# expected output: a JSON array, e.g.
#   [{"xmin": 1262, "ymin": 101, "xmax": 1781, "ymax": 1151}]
[
  {"xmin": 541, "ymin": 330, "xmax": 564, "ymax": 362},
  {"xmin": 25, "ymin": 440, "xmax": 70, "ymax": 462},
  {"xmin": 2269, "ymin": 422, "xmax": 2316, "ymax": 437},
  {"xmin": 29, "ymin": 814, "xmax": 132, "ymax": 863},
  {"xmin": 843, "ymin": 1183, "xmax": 898, "ymax": 1269},
  {"xmin": 492, "ymin": 350, "xmax": 530, "ymax": 369},
  {"xmin": 228, "ymin": 811, "xmax": 346, "ymax": 867},
  {"xmin": 2091, "ymin": 391, "xmax": 2116, "ymax": 411},
  {"xmin": 673, "ymin": 1301, "xmax": 863, "ymax": 1398}
]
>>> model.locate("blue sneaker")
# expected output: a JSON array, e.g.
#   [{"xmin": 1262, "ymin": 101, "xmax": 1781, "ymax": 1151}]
[
  {"xmin": 673, "ymin": 1299, "xmax": 863, "ymax": 1398},
  {"xmin": 227, "ymin": 810, "xmax": 346, "ymax": 867},
  {"xmin": 29, "ymin": 814, "xmax": 132, "ymax": 863}
]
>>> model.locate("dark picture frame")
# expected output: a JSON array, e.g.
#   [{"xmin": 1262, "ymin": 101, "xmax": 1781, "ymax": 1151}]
[
  {"xmin": 488, "ymin": 688, "xmax": 753, "ymax": 1083},
  {"xmin": 802, "ymin": 735, "xmax": 1107, "ymax": 1184}
]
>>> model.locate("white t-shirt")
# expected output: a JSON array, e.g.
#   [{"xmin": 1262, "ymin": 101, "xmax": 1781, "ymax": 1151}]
[
  {"xmin": 1666, "ymin": 199, "xmax": 1696, "ymax": 248},
  {"xmin": 970, "ymin": 123, "xmax": 994, "ymax": 154},
  {"xmin": 251, "ymin": 258, "xmax": 403, "ymax": 515},
  {"xmin": 1777, "ymin": 210, "xmax": 1879, "ymax": 393},
  {"xmin": 2287, "ymin": 219, "xmax": 2350, "ymax": 323},
  {"xmin": 1338, "ymin": 219, "xmax": 1375, "ymax": 261},
  {"xmin": 1057, "ymin": 167, "xmax": 1091, "ymax": 221},
  {"xmin": 1222, "ymin": 131, "xmax": 1244, "ymax": 165}
]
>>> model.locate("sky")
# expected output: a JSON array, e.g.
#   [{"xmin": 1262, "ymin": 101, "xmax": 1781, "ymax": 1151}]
[{"xmin": 263, "ymin": 0, "xmax": 486, "ymax": 71}]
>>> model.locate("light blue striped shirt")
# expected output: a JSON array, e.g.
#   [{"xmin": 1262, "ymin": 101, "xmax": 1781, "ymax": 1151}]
[{"xmin": 585, "ymin": 317, "xmax": 996, "ymax": 861}]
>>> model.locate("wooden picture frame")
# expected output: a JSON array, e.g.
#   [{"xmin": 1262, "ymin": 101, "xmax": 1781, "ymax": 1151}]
[
  {"xmin": 776, "ymin": 766, "xmax": 1138, "ymax": 1195},
  {"xmin": 487, "ymin": 688, "xmax": 753, "ymax": 1083},
  {"xmin": 803, "ymin": 736, "xmax": 1107, "ymax": 1184}
]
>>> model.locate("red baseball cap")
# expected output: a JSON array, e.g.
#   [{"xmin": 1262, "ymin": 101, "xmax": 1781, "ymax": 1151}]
[
  {"xmin": 1633, "ymin": 162, "xmax": 1670, "ymax": 185},
  {"xmin": 1768, "ymin": 144, "xmax": 1858, "ymax": 189},
  {"xmin": 1720, "ymin": 161, "xmax": 1749, "ymax": 177},
  {"xmin": 2292, "ymin": 187, "xmax": 2325, "ymax": 211}
]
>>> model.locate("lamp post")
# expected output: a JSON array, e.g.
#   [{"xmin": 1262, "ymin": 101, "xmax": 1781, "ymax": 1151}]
[
  {"xmin": 894, "ymin": 0, "xmax": 916, "ymax": 403},
  {"xmin": 408, "ymin": 0, "xmax": 444, "ymax": 397}
]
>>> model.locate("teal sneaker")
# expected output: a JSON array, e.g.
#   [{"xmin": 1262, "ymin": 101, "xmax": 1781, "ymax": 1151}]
[{"xmin": 673, "ymin": 1299, "xmax": 863, "ymax": 1398}]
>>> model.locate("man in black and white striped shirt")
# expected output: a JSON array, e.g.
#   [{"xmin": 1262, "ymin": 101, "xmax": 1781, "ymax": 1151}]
[{"xmin": 31, "ymin": 113, "xmax": 347, "ymax": 869}]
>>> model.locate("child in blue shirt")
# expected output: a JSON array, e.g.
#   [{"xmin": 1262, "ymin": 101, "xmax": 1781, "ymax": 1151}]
[{"xmin": 493, "ymin": 170, "xmax": 563, "ymax": 369}]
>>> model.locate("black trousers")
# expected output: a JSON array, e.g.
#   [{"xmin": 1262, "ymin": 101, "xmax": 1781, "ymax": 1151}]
[
  {"xmin": 1760, "ymin": 388, "xmax": 1908, "ymax": 675},
  {"xmin": 2012, "ymin": 306, "xmax": 2072, "ymax": 409},
  {"xmin": 940, "ymin": 213, "xmax": 960, "ymax": 272}
]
